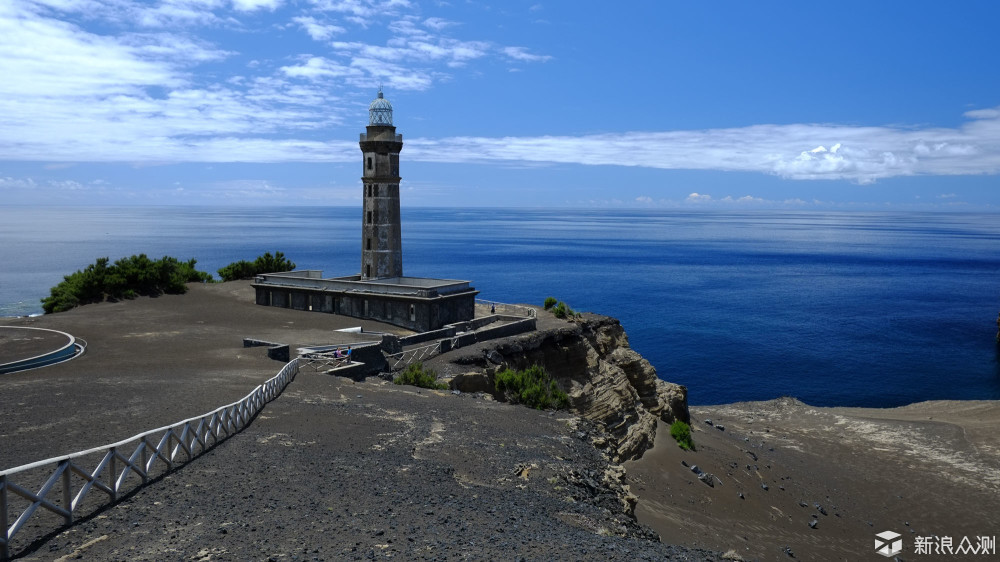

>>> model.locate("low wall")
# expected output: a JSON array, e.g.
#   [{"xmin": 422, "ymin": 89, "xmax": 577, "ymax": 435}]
[
  {"xmin": 399, "ymin": 327, "xmax": 456, "ymax": 347},
  {"xmin": 242, "ymin": 338, "xmax": 290, "ymax": 362},
  {"xmin": 471, "ymin": 317, "xmax": 536, "ymax": 343}
]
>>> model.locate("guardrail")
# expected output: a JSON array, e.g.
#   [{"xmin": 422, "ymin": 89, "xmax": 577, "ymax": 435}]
[
  {"xmin": 475, "ymin": 299, "xmax": 536, "ymax": 318},
  {"xmin": 385, "ymin": 341, "xmax": 442, "ymax": 371},
  {"xmin": 0, "ymin": 359, "xmax": 299, "ymax": 560}
]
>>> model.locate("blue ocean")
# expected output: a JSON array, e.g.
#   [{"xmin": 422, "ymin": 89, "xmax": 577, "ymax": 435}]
[{"xmin": 2, "ymin": 206, "xmax": 999, "ymax": 407}]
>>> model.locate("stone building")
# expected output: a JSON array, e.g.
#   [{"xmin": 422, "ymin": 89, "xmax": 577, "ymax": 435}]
[{"xmin": 251, "ymin": 90, "xmax": 478, "ymax": 332}]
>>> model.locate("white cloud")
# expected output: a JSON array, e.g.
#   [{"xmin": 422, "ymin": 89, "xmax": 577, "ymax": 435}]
[
  {"xmin": 423, "ymin": 16, "xmax": 456, "ymax": 31},
  {"xmin": 686, "ymin": 192, "xmax": 712, "ymax": 202},
  {"xmin": 400, "ymin": 108, "xmax": 1000, "ymax": 183},
  {"xmin": 503, "ymin": 46, "xmax": 551, "ymax": 62},
  {"xmin": 293, "ymin": 15, "xmax": 346, "ymax": 40},
  {"xmin": 232, "ymin": 0, "xmax": 282, "ymax": 11},
  {"xmin": 4, "ymin": 0, "xmax": 999, "ymax": 189}
]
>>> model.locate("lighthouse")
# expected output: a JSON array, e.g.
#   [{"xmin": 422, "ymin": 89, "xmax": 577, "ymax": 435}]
[
  {"xmin": 359, "ymin": 88, "xmax": 404, "ymax": 280},
  {"xmin": 252, "ymin": 89, "xmax": 478, "ymax": 332}
]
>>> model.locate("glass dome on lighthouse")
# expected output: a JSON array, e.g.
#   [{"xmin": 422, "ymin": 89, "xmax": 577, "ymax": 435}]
[{"xmin": 368, "ymin": 88, "xmax": 393, "ymax": 126}]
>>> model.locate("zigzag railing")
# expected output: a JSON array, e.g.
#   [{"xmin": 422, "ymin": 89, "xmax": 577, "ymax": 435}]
[
  {"xmin": 0, "ymin": 358, "xmax": 298, "ymax": 561},
  {"xmin": 385, "ymin": 341, "xmax": 442, "ymax": 372}
]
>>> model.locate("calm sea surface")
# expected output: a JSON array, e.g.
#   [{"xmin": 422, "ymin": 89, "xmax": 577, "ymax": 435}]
[{"xmin": 2, "ymin": 206, "xmax": 999, "ymax": 407}]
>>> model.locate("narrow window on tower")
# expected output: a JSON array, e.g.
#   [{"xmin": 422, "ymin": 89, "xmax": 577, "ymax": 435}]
[
  {"xmin": 367, "ymin": 157, "xmax": 372, "ymax": 170},
  {"xmin": 373, "ymin": 209, "xmax": 379, "ymax": 223},
  {"xmin": 366, "ymin": 238, "xmax": 371, "ymax": 250},
  {"xmin": 373, "ymin": 185, "xmax": 379, "ymax": 197},
  {"xmin": 367, "ymin": 210, "xmax": 372, "ymax": 223}
]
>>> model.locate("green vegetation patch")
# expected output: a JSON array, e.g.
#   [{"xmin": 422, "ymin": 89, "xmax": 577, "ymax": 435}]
[
  {"xmin": 670, "ymin": 420, "xmax": 695, "ymax": 451},
  {"xmin": 393, "ymin": 362, "xmax": 448, "ymax": 390},
  {"xmin": 494, "ymin": 365, "xmax": 570, "ymax": 410},
  {"xmin": 542, "ymin": 296, "xmax": 580, "ymax": 319},
  {"xmin": 42, "ymin": 255, "xmax": 212, "ymax": 314},
  {"xmin": 217, "ymin": 251, "xmax": 296, "ymax": 281}
]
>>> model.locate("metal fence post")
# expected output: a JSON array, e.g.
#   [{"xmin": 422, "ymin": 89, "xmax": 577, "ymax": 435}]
[
  {"xmin": 109, "ymin": 448, "xmax": 117, "ymax": 501},
  {"xmin": 2, "ymin": 474, "xmax": 9, "ymax": 562},
  {"xmin": 61, "ymin": 461, "xmax": 72, "ymax": 525}
]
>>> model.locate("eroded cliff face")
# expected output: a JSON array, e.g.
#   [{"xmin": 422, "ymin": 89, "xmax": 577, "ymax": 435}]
[{"xmin": 452, "ymin": 314, "xmax": 688, "ymax": 463}]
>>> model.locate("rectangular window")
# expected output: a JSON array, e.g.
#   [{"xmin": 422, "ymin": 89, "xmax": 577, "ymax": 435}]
[
  {"xmin": 367, "ymin": 157, "xmax": 372, "ymax": 170},
  {"xmin": 373, "ymin": 184, "xmax": 379, "ymax": 197},
  {"xmin": 367, "ymin": 210, "xmax": 372, "ymax": 223},
  {"xmin": 409, "ymin": 304, "xmax": 416, "ymax": 322},
  {"xmin": 366, "ymin": 238, "xmax": 371, "ymax": 250}
]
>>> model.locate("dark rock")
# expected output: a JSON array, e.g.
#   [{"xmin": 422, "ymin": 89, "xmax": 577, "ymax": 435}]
[
  {"xmin": 698, "ymin": 473, "xmax": 715, "ymax": 487},
  {"xmin": 715, "ymin": 425, "xmax": 725, "ymax": 431},
  {"xmin": 704, "ymin": 419, "xmax": 714, "ymax": 426},
  {"xmin": 761, "ymin": 484, "xmax": 769, "ymax": 491},
  {"xmin": 808, "ymin": 520, "xmax": 817, "ymax": 529}
]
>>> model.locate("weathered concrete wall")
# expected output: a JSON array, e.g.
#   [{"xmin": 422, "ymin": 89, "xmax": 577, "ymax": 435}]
[
  {"xmin": 470, "ymin": 317, "xmax": 536, "ymax": 342},
  {"xmin": 243, "ymin": 338, "xmax": 290, "ymax": 362}
]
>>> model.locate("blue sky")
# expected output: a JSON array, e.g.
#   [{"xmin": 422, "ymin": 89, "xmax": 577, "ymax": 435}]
[{"xmin": 1, "ymin": 1, "xmax": 999, "ymax": 209}]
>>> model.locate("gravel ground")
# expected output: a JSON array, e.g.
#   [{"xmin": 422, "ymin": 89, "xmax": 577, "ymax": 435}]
[{"xmin": 2, "ymin": 283, "xmax": 723, "ymax": 560}]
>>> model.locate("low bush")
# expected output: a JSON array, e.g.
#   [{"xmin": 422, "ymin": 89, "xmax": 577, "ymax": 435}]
[
  {"xmin": 42, "ymin": 255, "xmax": 211, "ymax": 314},
  {"xmin": 670, "ymin": 420, "xmax": 695, "ymax": 451},
  {"xmin": 393, "ymin": 362, "xmax": 447, "ymax": 390},
  {"xmin": 544, "ymin": 297, "xmax": 581, "ymax": 320},
  {"xmin": 218, "ymin": 251, "xmax": 296, "ymax": 281},
  {"xmin": 494, "ymin": 365, "xmax": 569, "ymax": 410}
]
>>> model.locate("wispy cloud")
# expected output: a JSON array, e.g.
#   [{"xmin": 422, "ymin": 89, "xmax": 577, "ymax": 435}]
[
  {"xmin": 3, "ymin": 0, "xmax": 998, "ymax": 188},
  {"xmin": 503, "ymin": 46, "xmax": 551, "ymax": 63},
  {"xmin": 403, "ymin": 110, "xmax": 1000, "ymax": 183},
  {"xmin": 293, "ymin": 15, "xmax": 346, "ymax": 40}
]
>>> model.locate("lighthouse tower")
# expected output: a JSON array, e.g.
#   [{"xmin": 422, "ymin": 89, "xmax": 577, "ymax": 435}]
[{"xmin": 359, "ymin": 88, "xmax": 403, "ymax": 280}]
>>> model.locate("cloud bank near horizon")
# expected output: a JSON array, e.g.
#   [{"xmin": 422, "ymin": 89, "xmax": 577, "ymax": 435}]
[{"xmin": 1, "ymin": 0, "xmax": 999, "ymax": 187}]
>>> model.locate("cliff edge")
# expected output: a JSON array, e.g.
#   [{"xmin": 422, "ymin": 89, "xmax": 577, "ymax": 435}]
[{"xmin": 431, "ymin": 312, "xmax": 689, "ymax": 463}]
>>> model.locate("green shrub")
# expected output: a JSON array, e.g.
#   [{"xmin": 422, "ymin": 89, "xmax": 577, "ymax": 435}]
[
  {"xmin": 393, "ymin": 362, "xmax": 447, "ymax": 390},
  {"xmin": 670, "ymin": 420, "xmax": 694, "ymax": 451},
  {"xmin": 218, "ymin": 251, "xmax": 296, "ymax": 281},
  {"xmin": 494, "ymin": 365, "xmax": 569, "ymax": 410},
  {"xmin": 41, "ymin": 255, "xmax": 211, "ymax": 314},
  {"xmin": 543, "ymin": 296, "xmax": 558, "ymax": 310}
]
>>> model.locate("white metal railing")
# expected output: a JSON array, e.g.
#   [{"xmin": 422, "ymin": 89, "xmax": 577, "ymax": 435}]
[
  {"xmin": 0, "ymin": 359, "xmax": 298, "ymax": 561},
  {"xmin": 475, "ymin": 299, "xmax": 536, "ymax": 318},
  {"xmin": 385, "ymin": 341, "xmax": 442, "ymax": 371}
]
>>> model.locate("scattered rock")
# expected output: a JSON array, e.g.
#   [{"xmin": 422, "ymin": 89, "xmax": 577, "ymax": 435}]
[
  {"xmin": 808, "ymin": 520, "xmax": 817, "ymax": 529},
  {"xmin": 715, "ymin": 425, "xmax": 725, "ymax": 432},
  {"xmin": 705, "ymin": 419, "xmax": 714, "ymax": 426},
  {"xmin": 698, "ymin": 473, "xmax": 716, "ymax": 488},
  {"xmin": 690, "ymin": 465, "xmax": 702, "ymax": 475},
  {"xmin": 761, "ymin": 483, "xmax": 769, "ymax": 491}
]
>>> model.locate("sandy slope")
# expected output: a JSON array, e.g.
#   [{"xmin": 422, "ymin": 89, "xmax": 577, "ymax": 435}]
[{"xmin": 626, "ymin": 397, "xmax": 1000, "ymax": 561}]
